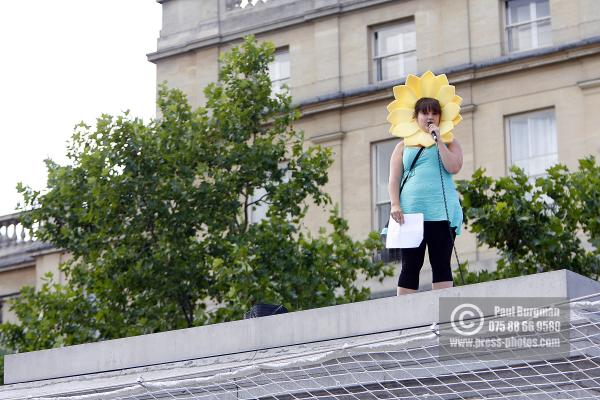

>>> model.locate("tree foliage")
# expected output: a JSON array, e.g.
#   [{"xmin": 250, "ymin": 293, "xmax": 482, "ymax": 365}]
[
  {"xmin": 454, "ymin": 157, "xmax": 600, "ymax": 283},
  {"xmin": 0, "ymin": 348, "xmax": 5, "ymax": 385},
  {"xmin": 0, "ymin": 36, "xmax": 391, "ymax": 364}
]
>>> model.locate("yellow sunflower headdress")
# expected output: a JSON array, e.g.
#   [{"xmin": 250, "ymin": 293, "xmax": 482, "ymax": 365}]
[{"xmin": 387, "ymin": 71, "xmax": 463, "ymax": 147}]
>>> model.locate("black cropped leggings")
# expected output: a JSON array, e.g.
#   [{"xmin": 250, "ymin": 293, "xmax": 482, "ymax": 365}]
[{"xmin": 398, "ymin": 220, "xmax": 456, "ymax": 290}]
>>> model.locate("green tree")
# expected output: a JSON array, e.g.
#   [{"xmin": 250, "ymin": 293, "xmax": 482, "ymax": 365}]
[
  {"xmin": 454, "ymin": 157, "xmax": 600, "ymax": 284},
  {"xmin": 0, "ymin": 348, "xmax": 5, "ymax": 385},
  {"xmin": 0, "ymin": 37, "xmax": 391, "ymax": 368}
]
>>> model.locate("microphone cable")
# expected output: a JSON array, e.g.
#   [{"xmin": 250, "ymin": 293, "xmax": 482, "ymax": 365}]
[{"xmin": 434, "ymin": 135, "xmax": 465, "ymax": 285}]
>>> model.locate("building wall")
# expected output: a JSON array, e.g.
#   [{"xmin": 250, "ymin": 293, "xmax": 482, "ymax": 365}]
[
  {"xmin": 0, "ymin": 250, "xmax": 67, "ymax": 324},
  {"xmin": 149, "ymin": 0, "xmax": 600, "ymax": 284},
  {"xmin": 3, "ymin": 0, "xmax": 599, "ymax": 304},
  {"xmin": 34, "ymin": 252, "xmax": 69, "ymax": 290},
  {"xmin": 155, "ymin": 0, "xmax": 600, "ymax": 103},
  {"xmin": 0, "ymin": 266, "xmax": 35, "ymax": 324}
]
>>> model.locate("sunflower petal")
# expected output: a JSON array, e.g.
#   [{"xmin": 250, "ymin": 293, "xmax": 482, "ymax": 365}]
[
  {"xmin": 392, "ymin": 86, "xmax": 417, "ymax": 108},
  {"xmin": 386, "ymin": 100, "xmax": 402, "ymax": 113},
  {"xmin": 442, "ymin": 102, "xmax": 460, "ymax": 121},
  {"xmin": 431, "ymin": 74, "xmax": 447, "ymax": 99},
  {"xmin": 439, "ymin": 121, "xmax": 454, "ymax": 134},
  {"xmin": 405, "ymin": 74, "xmax": 421, "ymax": 98},
  {"xmin": 420, "ymin": 71, "xmax": 436, "ymax": 97},
  {"xmin": 387, "ymin": 108, "xmax": 414, "ymax": 125},
  {"xmin": 391, "ymin": 121, "xmax": 419, "ymax": 138},
  {"xmin": 387, "ymin": 100, "xmax": 401, "ymax": 113},
  {"xmin": 405, "ymin": 131, "xmax": 435, "ymax": 147},
  {"xmin": 436, "ymin": 85, "xmax": 455, "ymax": 106},
  {"xmin": 435, "ymin": 74, "xmax": 449, "ymax": 87},
  {"xmin": 387, "ymin": 70, "xmax": 462, "ymax": 147},
  {"xmin": 403, "ymin": 136, "xmax": 417, "ymax": 146}
]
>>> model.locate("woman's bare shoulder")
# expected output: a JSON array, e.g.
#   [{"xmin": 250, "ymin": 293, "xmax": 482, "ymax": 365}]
[
  {"xmin": 390, "ymin": 141, "xmax": 405, "ymax": 159},
  {"xmin": 447, "ymin": 138, "xmax": 462, "ymax": 151}
]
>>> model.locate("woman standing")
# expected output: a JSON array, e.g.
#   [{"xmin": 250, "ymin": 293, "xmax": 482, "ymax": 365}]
[{"xmin": 386, "ymin": 71, "xmax": 464, "ymax": 295}]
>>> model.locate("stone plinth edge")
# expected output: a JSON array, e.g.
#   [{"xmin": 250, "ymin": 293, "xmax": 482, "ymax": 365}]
[{"xmin": 5, "ymin": 270, "xmax": 599, "ymax": 384}]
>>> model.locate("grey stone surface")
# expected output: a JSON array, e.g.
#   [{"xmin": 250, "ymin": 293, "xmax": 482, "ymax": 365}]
[
  {"xmin": 0, "ymin": 242, "xmax": 54, "ymax": 271},
  {"xmin": 149, "ymin": 0, "xmax": 396, "ymax": 61},
  {"xmin": 4, "ymin": 270, "xmax": 600, "ymax": 386},
  {"xmin": 290, "ymin": 35, "xmax": 600, "ymax": 110}
]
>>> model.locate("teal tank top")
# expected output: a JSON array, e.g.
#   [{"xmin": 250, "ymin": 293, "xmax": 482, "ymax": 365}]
[{"xmin": 400, "ymin": 145, "xmax": 463, "ymax": 234}]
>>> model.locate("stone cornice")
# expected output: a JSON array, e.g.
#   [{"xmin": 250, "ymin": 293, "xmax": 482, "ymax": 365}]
[
  {"xmin": 0, "ymin": 264, "xmax": 34, "ymax": 274},
  {"xmin": 309, "ymin": 131, "xmax": 345, "ymax": 144},
  {"xmin": 578, "ymin": 77, "xmax": 600, "ymax": 90},
  {"xmin": 300, "ymin": 90, "xmax": 391, "ymax": 118},
  {"xmin": 0, "ymin": 291, "xmax": 20, "ymax": 299},
  {"xmin": 0, "ymin": 242, "xmax": 58, "ymax": 271},
  {"xmin": 460, "ymin": 104, "xmax": 476, "ymax": 114},
  {"xmin": 148, "ymin": 0, "xmax": 396, "ymax": 62},
  {"xmin": 297, "ymin": 37, "xmax": 600, "ymax": 116}
]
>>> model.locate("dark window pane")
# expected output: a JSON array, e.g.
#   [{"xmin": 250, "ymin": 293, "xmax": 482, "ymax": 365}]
[{"xmin": 377, "ymin": 202, "xmax": 391, "ymax": 232}]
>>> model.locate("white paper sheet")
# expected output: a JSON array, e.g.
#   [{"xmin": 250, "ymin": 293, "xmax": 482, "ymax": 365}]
[{"xmin": 385, "ymin": 213, "xmax": 424, "ymax": 249}]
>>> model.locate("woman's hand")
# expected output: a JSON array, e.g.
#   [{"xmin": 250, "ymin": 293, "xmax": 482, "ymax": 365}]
[
  {"xmin": 391, "ymin": 205, "xmax": 405, "ymax": 224},
  {"xmin": 427, "ymin": 122, "xmax": 440, "ymax": 142}
]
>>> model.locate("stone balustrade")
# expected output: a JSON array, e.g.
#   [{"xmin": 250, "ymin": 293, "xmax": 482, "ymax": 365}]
[
  {"xmin": 0, "ymin": 211, "xmax": 34, "ymax": 248},
  {"xmin": 226, "ymin": 0, "xmax": 271, "ymax": 11}
]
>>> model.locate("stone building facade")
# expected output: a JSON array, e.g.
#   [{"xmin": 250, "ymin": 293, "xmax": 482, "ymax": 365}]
[
  {"xmin": 0, "ymin": 214, "xmax": 67, "ymax": 324},
  {"xmin": 147, "ymin": 0, "xmax": 600, "ymax": 291},
  {"xmin": 1, "ymin": 0, "xmax": 599, "ymax": 316}
]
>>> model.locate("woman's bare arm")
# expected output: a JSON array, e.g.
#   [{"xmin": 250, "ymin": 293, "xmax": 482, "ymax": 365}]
[
  {"xmin": 388, "ymin": 141, "xmax": 405, "ymax": 224},
  {"xmin": 426, "ymin": 124, "xmax": 463, "ymax": 174},
  {"xmin": 437, "ymin": 138, "xmax": 463, "ymax": 174}
]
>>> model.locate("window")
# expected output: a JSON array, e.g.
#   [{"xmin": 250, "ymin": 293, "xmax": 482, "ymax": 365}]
[
  {"xmin": 247, "ymin": 162, "xmax": 291, "ymax": 224},
  {"xmin": 248, "ymin": 186, "xmax": 268, "ymax": 224},
  {"xmin": 506, "ymin": 109, "xmax": 557, "ymax": 178},
  {"xmin": 371, "ymin": 20, "xmax": 416, "ymax": 83},
  {"xmin": 505, "ymin": 0, "xmax": 551, "ymax": 53},
  {"xmin": 268, "ymin": 48, "xmax": 290, "ymax": 95},
  {"xmin": 372, "ymin": 139, "xmax": 400, "ymax": 231}
]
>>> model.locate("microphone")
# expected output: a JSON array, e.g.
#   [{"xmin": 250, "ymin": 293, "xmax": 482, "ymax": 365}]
[{"xmin": 427, "ymin": 120, "xmax": 438, "ymax": 142}]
